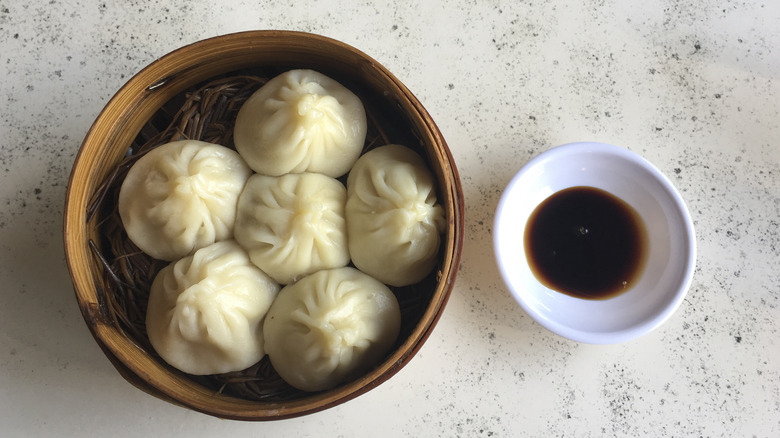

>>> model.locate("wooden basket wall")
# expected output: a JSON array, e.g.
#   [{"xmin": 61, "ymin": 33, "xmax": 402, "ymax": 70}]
[{"xmin": 63, "ymin": 30, "xmax": 464, "ymax": 421}]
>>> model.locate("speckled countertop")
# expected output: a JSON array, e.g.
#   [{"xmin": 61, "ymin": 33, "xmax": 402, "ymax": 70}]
[{"xmin": 1, "ymin": 0, "xmax": 778, "ymax": 436}]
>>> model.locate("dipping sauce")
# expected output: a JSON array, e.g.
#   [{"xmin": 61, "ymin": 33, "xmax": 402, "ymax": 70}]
[{"xmin": 524, "ymin": 186, "xmax": 648, "ymax": 300}]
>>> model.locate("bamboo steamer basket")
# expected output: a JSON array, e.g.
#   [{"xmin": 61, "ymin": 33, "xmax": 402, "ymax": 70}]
[{"xmin": 63, "ymin": 31, "xmax": 464, "ymax": 420}]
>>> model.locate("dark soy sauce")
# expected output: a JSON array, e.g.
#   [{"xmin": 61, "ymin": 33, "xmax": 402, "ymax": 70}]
[{"xmin": 524, "ymin": 186, "xmax": 648, "ymax": 300}]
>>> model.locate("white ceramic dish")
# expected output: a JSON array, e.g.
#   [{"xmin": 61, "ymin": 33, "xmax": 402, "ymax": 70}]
[{"xmin": 494, "ymin": 142, "xmax": 696, "ymax": 344}]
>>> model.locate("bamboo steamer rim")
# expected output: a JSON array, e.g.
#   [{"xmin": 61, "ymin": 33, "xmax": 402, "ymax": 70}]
[{"xmin": 63, "ymin": 30, "xmax": 464, "ymax": 421}]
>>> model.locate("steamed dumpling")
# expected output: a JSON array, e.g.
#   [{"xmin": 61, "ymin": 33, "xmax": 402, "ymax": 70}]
[
  {"xmin": 346, "ymin": 144, "xmax": 446, "ymax": 286},
  {"xmin": 146, "ymin": 240, "xmax": 280, "ymax": 375},
  {"xmin": 263, "ymin": 267, "xmax": 401, "ymax": 392},
  {"xmin": 233, "ymin": 69, "xmax": 367, "ymax": 178},
  {"xmin": 118, "ymin": 139, "xmax": 252, "ymax": 261},
  {"xmin": 234, "ymin": 172, "xmax": 350, "ymax": 285}
]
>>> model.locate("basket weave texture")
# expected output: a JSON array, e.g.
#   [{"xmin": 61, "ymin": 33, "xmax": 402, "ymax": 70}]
[{"xmin": 64, "ymin": 31, "xmax": 463, "ymax": 421}]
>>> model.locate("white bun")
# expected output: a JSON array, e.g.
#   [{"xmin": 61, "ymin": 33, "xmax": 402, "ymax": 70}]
[
  {"xmin": 234, "ymin": 69, "xmax": 367, "ymax": 178},
  {"xmin": 234, "ymin": 172, "xmax": 350, "ymax": 285},
  {"xmin": 118, "ymin": 140, "xmax": 251, "ymax": 261},
  {"xmin": 263, "ymin": 267, "xmax": 401, "ymax": 392},
  {"xmin": 146, "ymin": 241, "xmax": 280, "ymax": 375},
  {"xmin": 346, "ymin": 144, "xmax": 445, "ymax": 286}
]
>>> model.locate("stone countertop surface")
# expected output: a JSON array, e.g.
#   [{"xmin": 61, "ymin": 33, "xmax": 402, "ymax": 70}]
[{"xmin": 1, "ymin": 0, "xmax": 778, "ymax": 436}]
